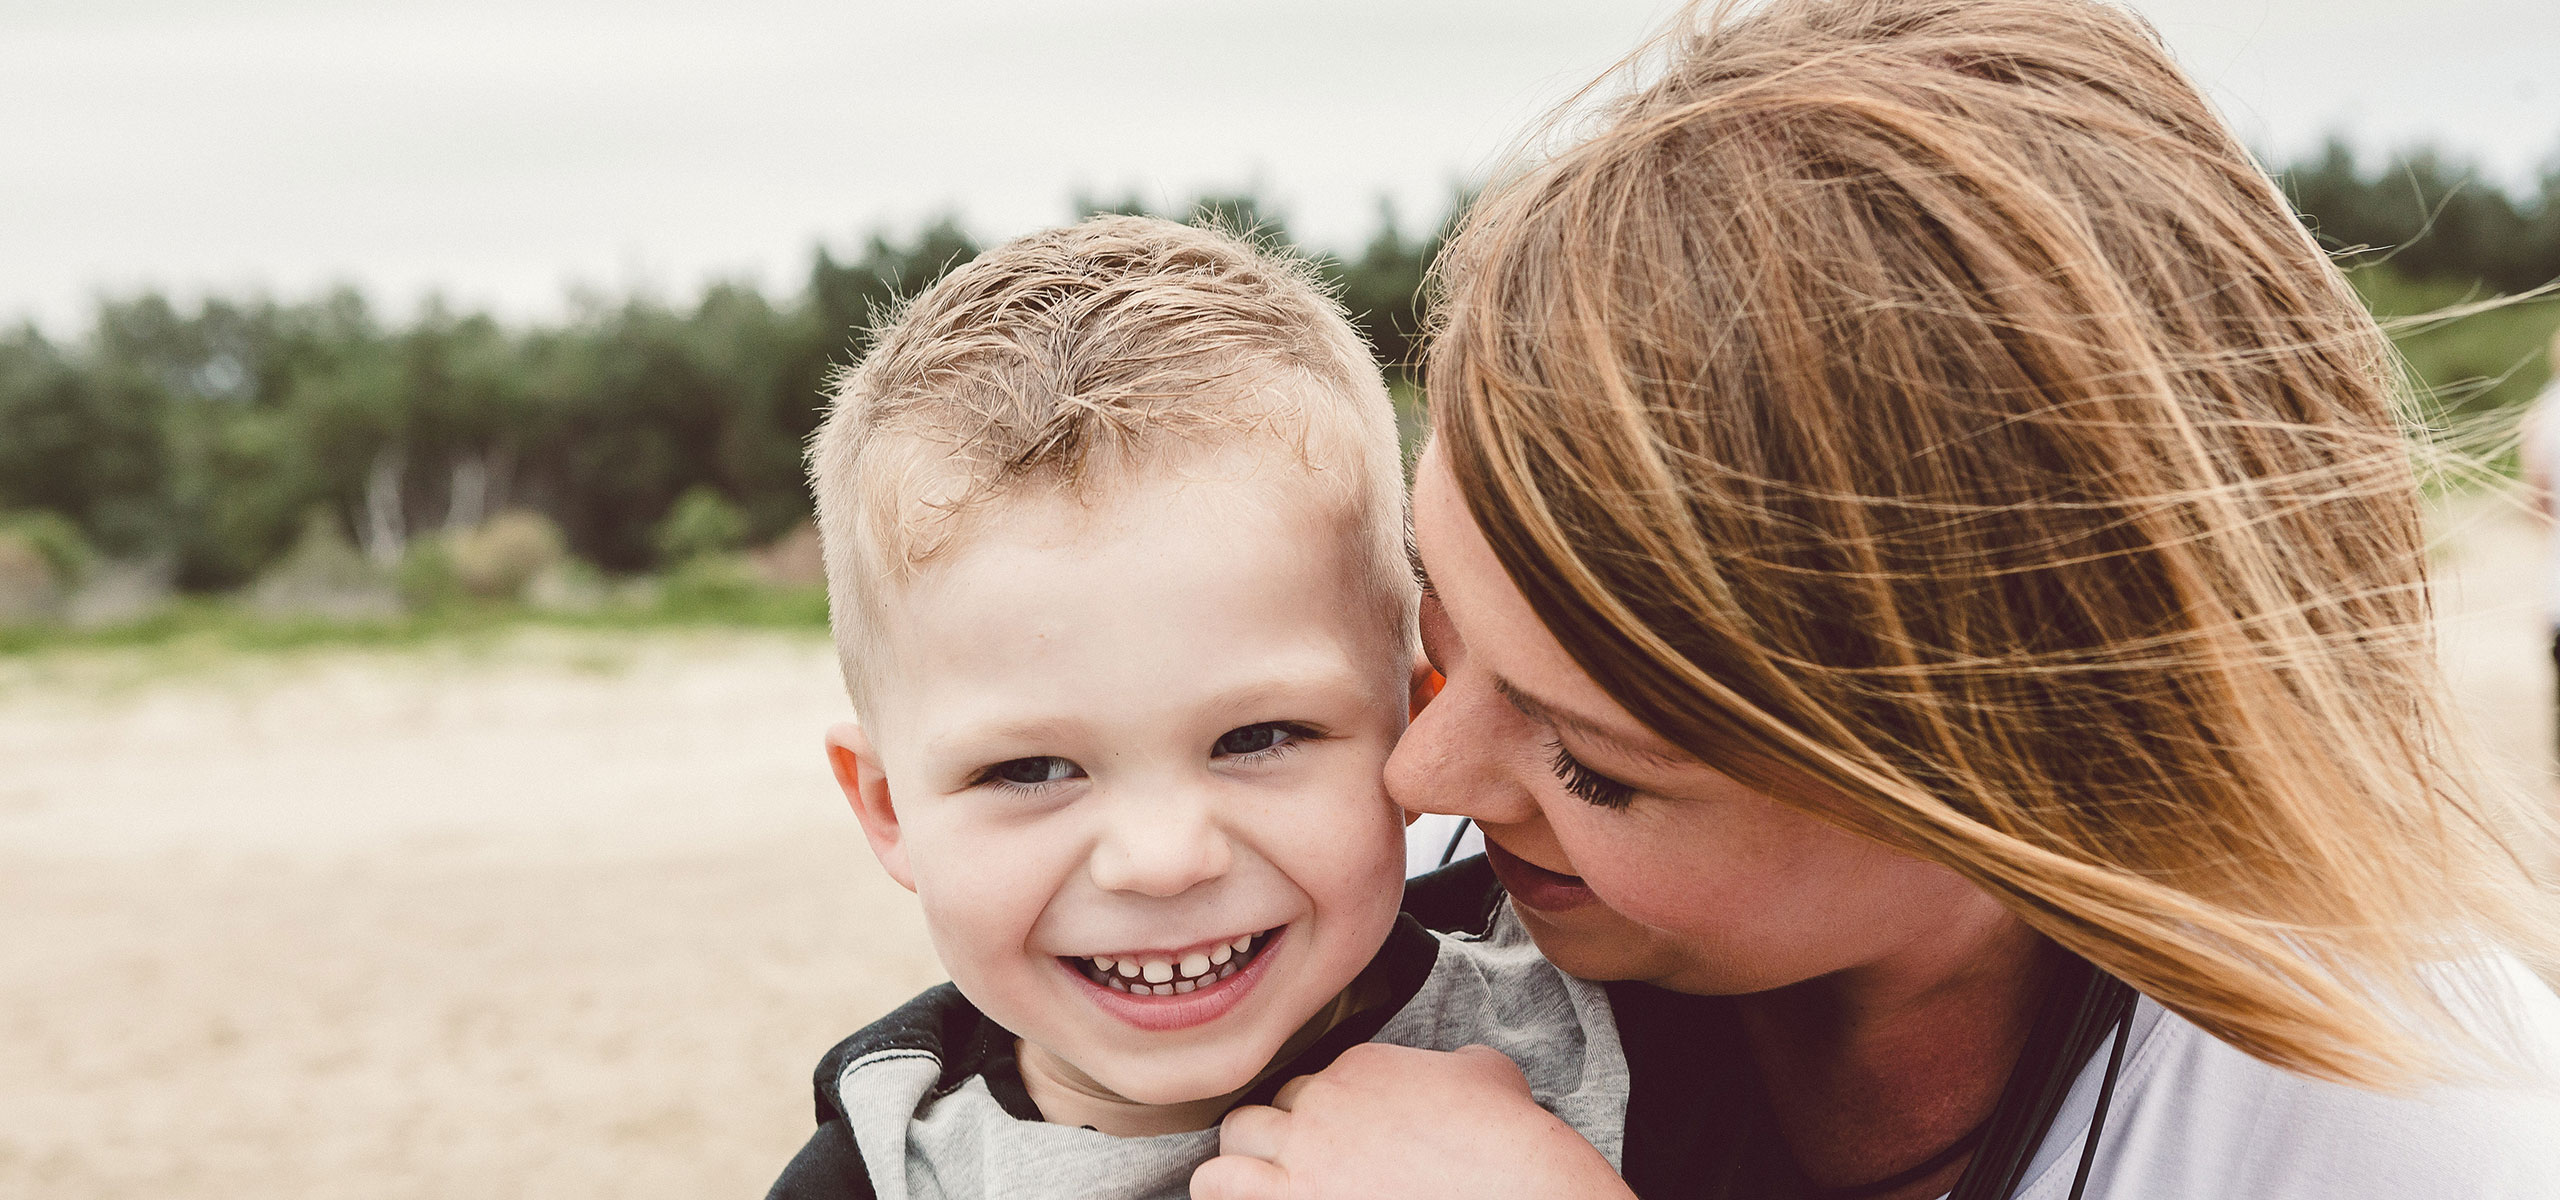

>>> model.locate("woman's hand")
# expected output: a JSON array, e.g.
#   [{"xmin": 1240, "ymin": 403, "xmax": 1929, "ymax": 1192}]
[{"xmin": 1190, "ymin": 1043, "xmax": 1633, "ymax": 1200}]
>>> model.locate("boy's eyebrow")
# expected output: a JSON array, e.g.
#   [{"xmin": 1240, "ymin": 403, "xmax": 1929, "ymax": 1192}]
[
  {"xmin": 1492, "ymin": 675, "xmax": 1686, "ymax": 770},
  {"xmin": 922, "ymin": 717, "xmax": 1085, "ymax": 762},
  {"xmin": 921, "ymin": 662, "xmax": 1374, "ymax": 762}
]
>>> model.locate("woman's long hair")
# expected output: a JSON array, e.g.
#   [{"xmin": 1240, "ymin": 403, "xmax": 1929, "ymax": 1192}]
[{"xmin": 1431, "ymin": 0, "xmax": 2558, "ymax": 1087}]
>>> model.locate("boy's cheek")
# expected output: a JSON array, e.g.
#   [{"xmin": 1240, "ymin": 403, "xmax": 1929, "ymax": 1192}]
[
  {"xmin": 905, "ymin": 833, "xmax": 1060, "ymax": 945},
  {"xmin": 1255, "ymin": 770, "xmax": 1407, "ymax": 905},
  {"xmin": 912, "ymin": 887, "xmax": 1056, "ymax": 1016}
]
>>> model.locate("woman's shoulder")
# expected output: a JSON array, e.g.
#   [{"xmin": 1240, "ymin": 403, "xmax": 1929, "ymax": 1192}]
[{"xmin": 2024, "ymin": 959, "xmax": 2560, "ymax": 1200}]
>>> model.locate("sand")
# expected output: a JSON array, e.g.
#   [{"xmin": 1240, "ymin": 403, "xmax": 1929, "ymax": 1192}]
[
  {"xmin": 0, "ymin": 632, "xmax": 943, "ymax": 1198},
  {"xmin": 2, "ymin": 501, "xmax": 2552, "ymax": 1198}
]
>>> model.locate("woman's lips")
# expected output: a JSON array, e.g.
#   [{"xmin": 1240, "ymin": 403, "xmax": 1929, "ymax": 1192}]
[{"xmin": 1484, "ymin": 840, "xmax": 1598, "ymax": 912}]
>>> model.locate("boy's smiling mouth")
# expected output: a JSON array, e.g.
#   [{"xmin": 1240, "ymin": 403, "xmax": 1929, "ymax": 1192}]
[
  {"xmin": 1065, "ymin": 928, "xmax": 1275, "ymax": 994},
  {"xmin": 1057, "ymin": 927, "xmax": 1285, "ymax": 1031}
]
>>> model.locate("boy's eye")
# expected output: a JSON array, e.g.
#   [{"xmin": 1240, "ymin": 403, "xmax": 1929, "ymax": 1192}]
[
  {"xmin": 1212, "ymin": 722, "xmax": 1305, "ymax": 758},
  {"xmin": 980, "ymin": 756, "xmax": 1081, "ymax": 786}
]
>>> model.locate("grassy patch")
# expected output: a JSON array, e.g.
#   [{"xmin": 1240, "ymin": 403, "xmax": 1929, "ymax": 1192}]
[
  {"xmin": 2351, "ymin": 266, "xmax": 2560, "ymax": 420},
  {"xmin": 0, "ymin": 584, "xmax": 828, "ymax": 659}
]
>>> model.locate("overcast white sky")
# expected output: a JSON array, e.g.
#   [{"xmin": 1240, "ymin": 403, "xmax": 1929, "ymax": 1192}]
[{"xmin": 4, "ymin": 0, "xmax": 2555, "ymax": 335}]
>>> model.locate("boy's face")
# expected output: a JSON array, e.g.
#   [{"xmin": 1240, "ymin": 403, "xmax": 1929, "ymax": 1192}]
[{"xmin": 838, "ymin": 452, "xmax": 1410, "ymax": 1107}]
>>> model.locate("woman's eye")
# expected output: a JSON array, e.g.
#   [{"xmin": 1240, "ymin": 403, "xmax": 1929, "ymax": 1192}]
[
  {"xmin": 1213, "ymin": 722, "xmax": 1308, "ymax": 758},
  {"xmin": 1547, "ymin": 741, "xmax": 1638, "ymax": 810},
  {"xmin": 979, "ymin": 756, "xmax": 1081, "ymax": 787}
]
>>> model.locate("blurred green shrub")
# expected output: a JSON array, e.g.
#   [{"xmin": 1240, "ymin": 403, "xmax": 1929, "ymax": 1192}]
[
  {"xmin": 2348, "ymin": 265, "xmax": 2560, "ymax": 418},
  {"xmin": 0, "ymin": 529, "xmax": 64, "ymax": 625},
  {"xmin": 447, "ymin": 510, "xmax": 566, "ymax": 601},
  {"xmin": 250, "ymin": 509, "xmax": 398, "ymax": 619},
  {"xmin": 396, "ymin": 537, "xmax": 460, "ymax": 611},
  {"xmin": 655, "ymin": 551, "xmax": 828, "ymax": 626},
  {"xmin": 659, "ymin": 552, "xmax": 760, "ymax": 614},
  {"xmin": 654, "ymin": 487, "xmax": 747, "ymax": 567},
  {"xmin": 0, "ymin": 510, "xmax": 94, "ymax": 588},
  {"xmin": 525, "ymin": 556, "xmax": 607, "ymax": 613}
]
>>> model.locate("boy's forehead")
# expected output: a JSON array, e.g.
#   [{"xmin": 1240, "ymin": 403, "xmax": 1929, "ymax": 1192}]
[
  {"xmin": 940, "ymin": 438, "xmax": 1348, "ymax": 553},
  {"xmin": 857, "ymin": 461, "xmax": 1391, "ymax": 734},
  {"xmin": 897, "ymin": 458, "xmax": 1360, "ymax": 622}
]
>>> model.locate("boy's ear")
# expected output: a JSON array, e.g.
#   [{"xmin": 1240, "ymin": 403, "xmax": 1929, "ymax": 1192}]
[
  {"xmin": 825, "ymin": 721, "xmax": 915, "ymax": 892},
  {"xmin": 1409, "ymin": 657, "xmax": 1446, "ymax": 723},
  {"xmin": 1403, "ymin": 658, "xmax": 1446, "ymax": 828}
]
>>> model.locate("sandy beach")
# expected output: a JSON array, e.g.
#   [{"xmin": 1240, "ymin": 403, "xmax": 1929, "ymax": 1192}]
[
  {"xmin": 0, "ymin": 632, "xmax": 942, "ymax": 1197},
  {"xmin": 3, "ymin": 498, "xmax": 2552, "ymax": 1198}
]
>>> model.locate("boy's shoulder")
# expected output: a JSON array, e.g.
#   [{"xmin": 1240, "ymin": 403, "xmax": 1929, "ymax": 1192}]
[
  {"xmin": 769, "ymin": 983, "xmax": 1017, "ymax": 1200},
  {"xmin": 803, "ymin": 983, "xmax": 1031, "ymax": 1128}
]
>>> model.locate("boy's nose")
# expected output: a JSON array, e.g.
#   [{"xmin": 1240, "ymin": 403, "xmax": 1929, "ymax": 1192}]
[{"xmin": 1086, "ymin": 790, "xmax": 1232, "ymax": 897}]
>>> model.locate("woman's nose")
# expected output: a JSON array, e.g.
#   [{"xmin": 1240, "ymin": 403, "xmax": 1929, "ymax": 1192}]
[
  {"xmin": 1086, "ymin": 788, "xmax": 1233, "ymax": 897},
  {"xmin": 1386, "ymin": 667, "xmax": 1542, "ymax": 827}
]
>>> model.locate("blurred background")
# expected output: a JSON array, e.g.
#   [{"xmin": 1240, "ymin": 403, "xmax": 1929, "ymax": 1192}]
[{"xmin": 4, "ymin": 1, "xmax": 2557, "ymax": 1195}]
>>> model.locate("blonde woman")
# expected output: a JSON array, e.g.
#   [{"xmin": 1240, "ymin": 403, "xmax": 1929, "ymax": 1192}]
[{"xmin": 1194, "ymin": 1, "xmax": 2560, "ymax": 1198}]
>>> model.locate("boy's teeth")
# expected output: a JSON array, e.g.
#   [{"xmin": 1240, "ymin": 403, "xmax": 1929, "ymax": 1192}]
[{"xmin": 1083, "ymin": 930, "xmax": 1271, "ymax": 991}]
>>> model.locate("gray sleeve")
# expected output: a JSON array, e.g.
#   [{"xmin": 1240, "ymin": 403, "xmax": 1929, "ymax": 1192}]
[{"xmin": 1370, "ymin": 905, "xmax": 1631, "ymax": 1170}]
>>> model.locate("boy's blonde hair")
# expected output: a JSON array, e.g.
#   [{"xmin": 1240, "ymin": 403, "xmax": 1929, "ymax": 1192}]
[
  {"xmin": 1432, "ymin": 0, "xmax": 2559, "ymax": 1088},
  {"xmin": 811, "ymin": 215, "xmax": 1413, "ymax": 715}
]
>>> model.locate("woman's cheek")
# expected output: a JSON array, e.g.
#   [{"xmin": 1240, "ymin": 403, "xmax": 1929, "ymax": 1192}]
[{"xmin": 1550, "ymin": 804, "xmax": 1733, "ymax": 929}]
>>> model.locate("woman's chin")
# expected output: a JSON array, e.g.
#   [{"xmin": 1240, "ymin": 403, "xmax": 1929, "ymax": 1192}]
[{"xmin": 1506, "ymin": 899, "xmax": 1675, "ymax": 983}]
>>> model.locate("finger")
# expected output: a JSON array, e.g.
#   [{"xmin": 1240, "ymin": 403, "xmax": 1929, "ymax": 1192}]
[
  {"xmin": 1191, "ymin": 1153, "xmax": 1290, "ymax": 1200},
  {"xmin": 1270, "ymin": 1073, "xmax": 1311, "ymax": 1111},
  {"xmin": 1218, "ymin": 1103, "xmax": 1290, "ymax": 1162}
]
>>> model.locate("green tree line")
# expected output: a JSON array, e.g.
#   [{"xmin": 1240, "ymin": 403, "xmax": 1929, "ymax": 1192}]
[{"xmin": 2, "ymin": 146, "xmax": 2554, "ymax": 596}]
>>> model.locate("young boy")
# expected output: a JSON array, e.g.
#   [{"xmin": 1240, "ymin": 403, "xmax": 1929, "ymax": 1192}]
[{"xmin": 768, "ymin": 215, "xmax": 1624, "ymax": 1199}]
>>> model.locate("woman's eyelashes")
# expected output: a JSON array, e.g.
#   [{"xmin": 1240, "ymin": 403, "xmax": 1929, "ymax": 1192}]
[{"xmin": 1547, "ymin": 740, "xmax": 1638, "ymax": 809}]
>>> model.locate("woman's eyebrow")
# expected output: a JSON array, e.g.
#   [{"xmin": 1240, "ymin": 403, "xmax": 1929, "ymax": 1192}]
[
  {"xmin": 1405, "ymin": 532, "xmax": 1434, "ymax": 597},
  {"xmin": 1492, "ymin": 676, "xmax": 1683, "ymax": 768}
]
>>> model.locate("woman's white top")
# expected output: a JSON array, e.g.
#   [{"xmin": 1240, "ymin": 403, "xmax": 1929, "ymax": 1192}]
[{"xmin": 1999, "ymin": 956, "xmax": 2560, "ymax": 1199}]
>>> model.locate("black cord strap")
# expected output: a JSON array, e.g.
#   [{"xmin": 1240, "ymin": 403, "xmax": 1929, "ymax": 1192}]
[
  {"xmin": 1945, "ymin": 950, "xmax": 2139, "ymax": 1200},
  {"xmin": 2063, "ymin": 1007, "xmax": 2135, "ymax": 1200},
  {"xmin": 1436, "ymin": 817, "xmax": 1474, "ymax": 869}
]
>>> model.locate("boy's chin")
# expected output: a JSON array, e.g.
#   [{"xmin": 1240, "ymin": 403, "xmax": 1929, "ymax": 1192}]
[{"xmin": 1078, "ymin": 1047, "xmax": 1272, "ymax": 1108}]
